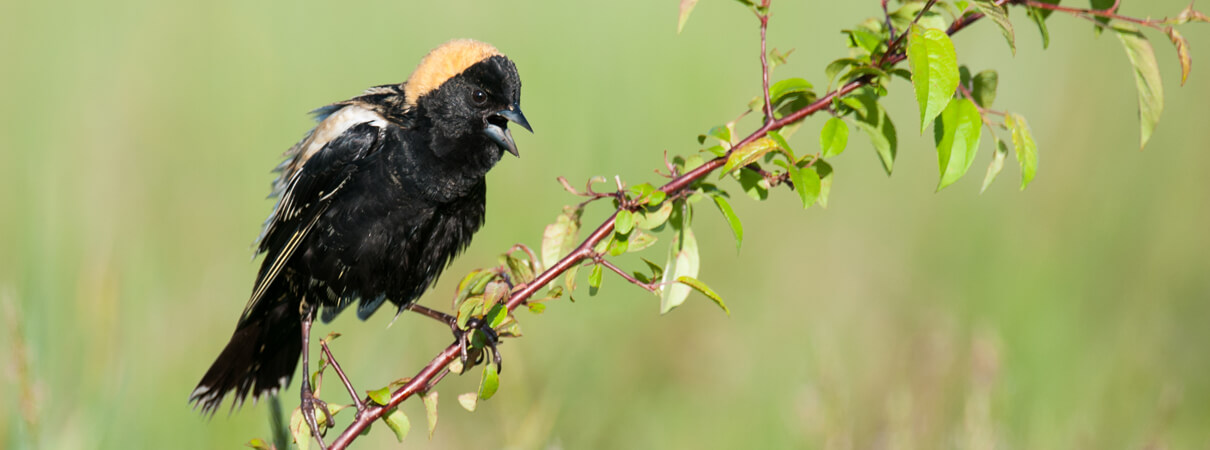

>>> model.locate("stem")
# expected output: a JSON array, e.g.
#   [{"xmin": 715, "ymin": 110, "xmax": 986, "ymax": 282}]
[
  {"xmin": 326, "ymin": 4, "xmax": 991, "ymax": 449},
  {"xmin": 759, "ymin": 8, "xmax": 774, "ymax": 122},
  {"xmin": 596, "ymin": 255, "xmax": 659, "ymax": 293},
  {"xmin": 321, "ymin": 341, "xmax": 365, "ymax": 413}
]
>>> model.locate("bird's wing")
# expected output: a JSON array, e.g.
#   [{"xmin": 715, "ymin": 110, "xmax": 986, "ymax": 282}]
[{"xmin": 239, "ymin": 116, "xmax": 386, "ymax": 325}]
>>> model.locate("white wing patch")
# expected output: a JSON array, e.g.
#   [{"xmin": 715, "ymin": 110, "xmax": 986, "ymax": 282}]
[{"xmin": 257, "ymin": 105, "xmax": 387, "ymax": 249}]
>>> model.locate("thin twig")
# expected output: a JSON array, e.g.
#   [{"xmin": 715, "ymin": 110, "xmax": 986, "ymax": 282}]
[
  {"xmin": 321, "ymin": 341, "xmax": 365, "ymax": 414},
  {"xmin": 595, "ymin": 255, "xmax": 659, "ymax": 293}
]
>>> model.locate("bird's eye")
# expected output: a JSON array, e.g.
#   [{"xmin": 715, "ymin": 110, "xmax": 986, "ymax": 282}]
[{"xmin": 471, "ymin": 89, "xmax": 487, "ymax": 105}]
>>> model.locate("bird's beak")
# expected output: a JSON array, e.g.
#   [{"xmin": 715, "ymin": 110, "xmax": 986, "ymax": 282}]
[{"xmin": 485, "ymin": 102, "xmax": 532, "ymax": 157}]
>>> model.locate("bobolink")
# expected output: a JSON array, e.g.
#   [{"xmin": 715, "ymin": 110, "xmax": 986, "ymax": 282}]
[{"xmin": 190, "ymin": 39, "xmax": 530, "ymax": 430}]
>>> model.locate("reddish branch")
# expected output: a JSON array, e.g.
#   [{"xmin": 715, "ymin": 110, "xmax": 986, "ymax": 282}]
[{"xmin": 327, "ymin": 2, "xmax": 982, "ymax": 448}]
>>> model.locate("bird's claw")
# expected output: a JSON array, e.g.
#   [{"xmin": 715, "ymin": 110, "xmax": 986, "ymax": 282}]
[
  {"xmin": 300, "ymin": 383, "xmax": 333, "ymax": 443},
  {"xmin": 455, "ymin": 317, "xmax": 503, "ymax": 373}
]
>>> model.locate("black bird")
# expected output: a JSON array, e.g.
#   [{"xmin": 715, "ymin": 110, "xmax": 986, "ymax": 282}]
[{"xmin": 190, "ymin": 39, "xmax": 530, "ymax": 431}]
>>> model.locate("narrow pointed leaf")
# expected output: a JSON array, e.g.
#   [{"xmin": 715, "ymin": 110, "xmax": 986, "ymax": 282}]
[
  {"xmin": 847, "ymin": 90, "xmax": 898, "ymax": 174},
  {"xmin": 660, "ymin": 228, "xmax": 699, "ymax": 314},
  {"xmin": 972, "ymin": 0, "xmax": 1016, "ymax": 54},
  {"xmin": 1114, "ymin": 23, "xmax": 1165, "ymax": 149},
  {"xmin": 1027, "ymin": 5, "xmax": 1052, "ymax": 48},
  {"xmin": 676, "ymin": 276, "xmax": 729, "ymax": 315},
  {"xmin": 1165, "ymin": 27, "xmax": 1192, "ymax": 85},
  {"xmin": 767, "ymin": 129, "xmax": 797, "ymax": 162},
  {"xmin": 935, "ymin": 99, "xmax": 983, "ymax": 191},
  {"xmin": 422, "ymin": 391, "xmax": 439, "ymax": 439},
  {"xmin": 981, "ymin": 137, "xmax": 1010, "ymax": 193},
  {"xmin": 1006, "ymin": 114, "xmax": 1039, "ymax": 190},
  {"xmin": 722, "ymin": 137, "xmax": 780, "ymax": 176},
  {"xmin": 907, "ymin": 24, "xmax": 960, "ymax": 133},
  {"xmin": 710, "ymin": 194, "xmax": 743, "ymax": 249}
]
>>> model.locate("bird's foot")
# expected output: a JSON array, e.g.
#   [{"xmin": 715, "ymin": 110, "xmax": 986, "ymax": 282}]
[
  {"xmin": 300, "ymin": 382, "xmax": 333, "ymax": 449},
  {"xmin": 455, "ymin": 317, "xmax": 503, "ymax": 372}
]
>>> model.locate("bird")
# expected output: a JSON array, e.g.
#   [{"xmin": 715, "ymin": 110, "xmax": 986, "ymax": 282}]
[{"xmin": 189, "ymin": 39, "xmax": 531, "ymax": 436}]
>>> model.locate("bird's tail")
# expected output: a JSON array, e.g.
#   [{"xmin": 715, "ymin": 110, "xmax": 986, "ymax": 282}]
[{"xmin": 190, "ymin": 301, "xmax": 302, "ymax": 416}]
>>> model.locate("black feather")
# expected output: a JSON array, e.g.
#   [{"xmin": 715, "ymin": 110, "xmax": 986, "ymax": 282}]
[{"xmin": 191, "ymin": 51, "xmax": 526, "ymax": 413}]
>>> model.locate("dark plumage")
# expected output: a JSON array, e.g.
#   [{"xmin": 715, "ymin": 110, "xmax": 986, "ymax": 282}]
[{"xmin": 190, "ymin": 39, "xmax": 530, "ymax": 417}]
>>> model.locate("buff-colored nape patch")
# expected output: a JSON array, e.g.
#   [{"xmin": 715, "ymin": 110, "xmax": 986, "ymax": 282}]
[{"xmin": 403, "ymin": 39, "xmax": 501, "ymax": 106}]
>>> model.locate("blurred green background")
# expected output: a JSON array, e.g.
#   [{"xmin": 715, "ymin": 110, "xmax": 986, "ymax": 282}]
[{"xmin": 3, "ymin": 0, "xmax": 1208, "ymax": 448}]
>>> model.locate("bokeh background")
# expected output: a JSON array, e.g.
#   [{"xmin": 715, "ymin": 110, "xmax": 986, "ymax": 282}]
[{"xmin": 3, "ymin": 1, "xmax": 1208, "ymax": 448}]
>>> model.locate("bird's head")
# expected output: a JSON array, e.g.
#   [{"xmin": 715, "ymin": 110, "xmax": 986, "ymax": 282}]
[{"xmin": 404, "ymin": 39, "xmax": 531, "ymax": 163}]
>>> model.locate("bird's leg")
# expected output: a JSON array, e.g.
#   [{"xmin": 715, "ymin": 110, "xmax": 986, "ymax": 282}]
[
  {"xmin": 299, "ymin": 306, "xmax": 332, "ymax": 450},
  {"xmin": 319, "ymin": 339, "xmax": 365, "ymax": 417},
  {"xmin": 406, "ymin": 303, "xmax": 503, "ymax": 372}
]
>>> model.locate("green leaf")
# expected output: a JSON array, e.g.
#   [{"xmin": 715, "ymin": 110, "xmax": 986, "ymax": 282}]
[
  {"xmin": 1165, "ymin": 27, "xmax": 1192, "ymax": 86},
  {"xmin": 290, "ymin": 406, "xmax": 312, "ymax": 450},
  {"xmin": 710, "ymin": 194, "xmax": 743, "ymax": 249},
  {"xmin": 819, "ymin": 117, "xmax": 849, "ymax": 158},
  {"xmin": 722, "ymin": 137, "xmax": 780, "ymax": 176},
  {"xmin": 845, "ymin": 28, "xmax": 885, "ymax": 55},
  {"xmin": 767, "ymin": 129, "xmax": 797, "ymax": 162},
  {"xmin": 1091, "ymin": 0, "xmax": 1113, "ymax": 34},
  {"xmin": 588, "ymin": 264, "xmax": 603, "ymax": 296},
  {"xmin": 676, "ymin": 276, "xmax": 729, "ymax": 315},
  {"xmin": 457, "ymin": 393, "xmax": 477, "ymax": 412},
  {"xmin": 934, "ymin": 98, "xmax": 983, "ymax": 191},
  {"xmin": 368, "ymin": 386, "xmax": 392, "ymax": 405},
  {"xmin": 981, "ymin": 136, "xmax": 1010, "ymax": 193},
  {"xmin": 769, "ymin": 78, "xmax": 814, "ymax": 105},
  {"xmin": 478, "ymin": 364, "xmax": 499, "ymax": 400},
  {"xmin": 677, "ymin": 0, "xmax": 699, "ymax": 33},
  {"xmin": 907, "ymin": 24, "xmax": 960, "ymax": 134},
  {"xmin": 608, "ymin": 235, "xmax": 629, "ymax": 256},
  {"xmin": 627, "ymin": 230, "xmax": 658, "ymax": 252},
  {"xmin": 384, "ymin": 408, "xmax": 410, "ymax": 443},
  {"xmin": 971, "ymin": 70, "xmax": 999, "ymax": 108},
  {"xmin": 660, "ymin": 228, "xmax": 699, "ymax": 314},
  {"xmin": 637, "ymin": 201, "xmax": 673, "ymax": 229},
  {"xmin": 812, "ymin": 160, "xmax": 834, "ymax": 208},
  {"xmin": 1026, "ymin": 5, "xmax": 1052, "ymax": 48},
  {"xmin": 1006, "ymin": 114, "xmax": 1039, "ymax": 190},
  {"xmin": 737, "ymin": 169, "xmax": 769, "ymax": 201},
  {"xmin": 972, "ymin": 0, "xmax": 1015, "ymax": 55},
  {"xmin": 615, "ymin": 209, "xmax": 635, "ymax": 235},
  {"xmin": 826, "ymin": 58, "xmax": 861, "ymax": 84},
  {"xmin": 422, "ymin": 391, "xmax": 439, "ymax": 439},
  {"xmin": 1114, "ymin": 22, "xmax": 1165, "ymax": 149},
  {"xmin": 779, "ymin": 160, "xmax": 820, "ymax": 209},
  {"xmin": 246, "ymin": 438, "xmax": 273, "ymax": 450},
  {"xmin": 844, "ymin": 89, "xmax": 899, "ymax": 174},
  {"xmin": 541, "ymin": 206, "xmax": 580, "ymax": 270},
  {"xmin": 456, "ymin": 296, "xmax": 484, "ymax": 330},
  {"xmin": 699, "ymin": 125, "xmax": 732, "ymax": 145}
]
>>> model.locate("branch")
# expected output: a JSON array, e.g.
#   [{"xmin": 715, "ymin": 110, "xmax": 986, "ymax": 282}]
[{"xmin": 324, "ymin": 4, "xmax": 994, "ymax": 448}]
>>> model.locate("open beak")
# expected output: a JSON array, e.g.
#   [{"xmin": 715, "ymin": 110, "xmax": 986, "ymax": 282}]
[{"xmin": 484, "ymin": 102, "xmax": 532, "ymax": 157}]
